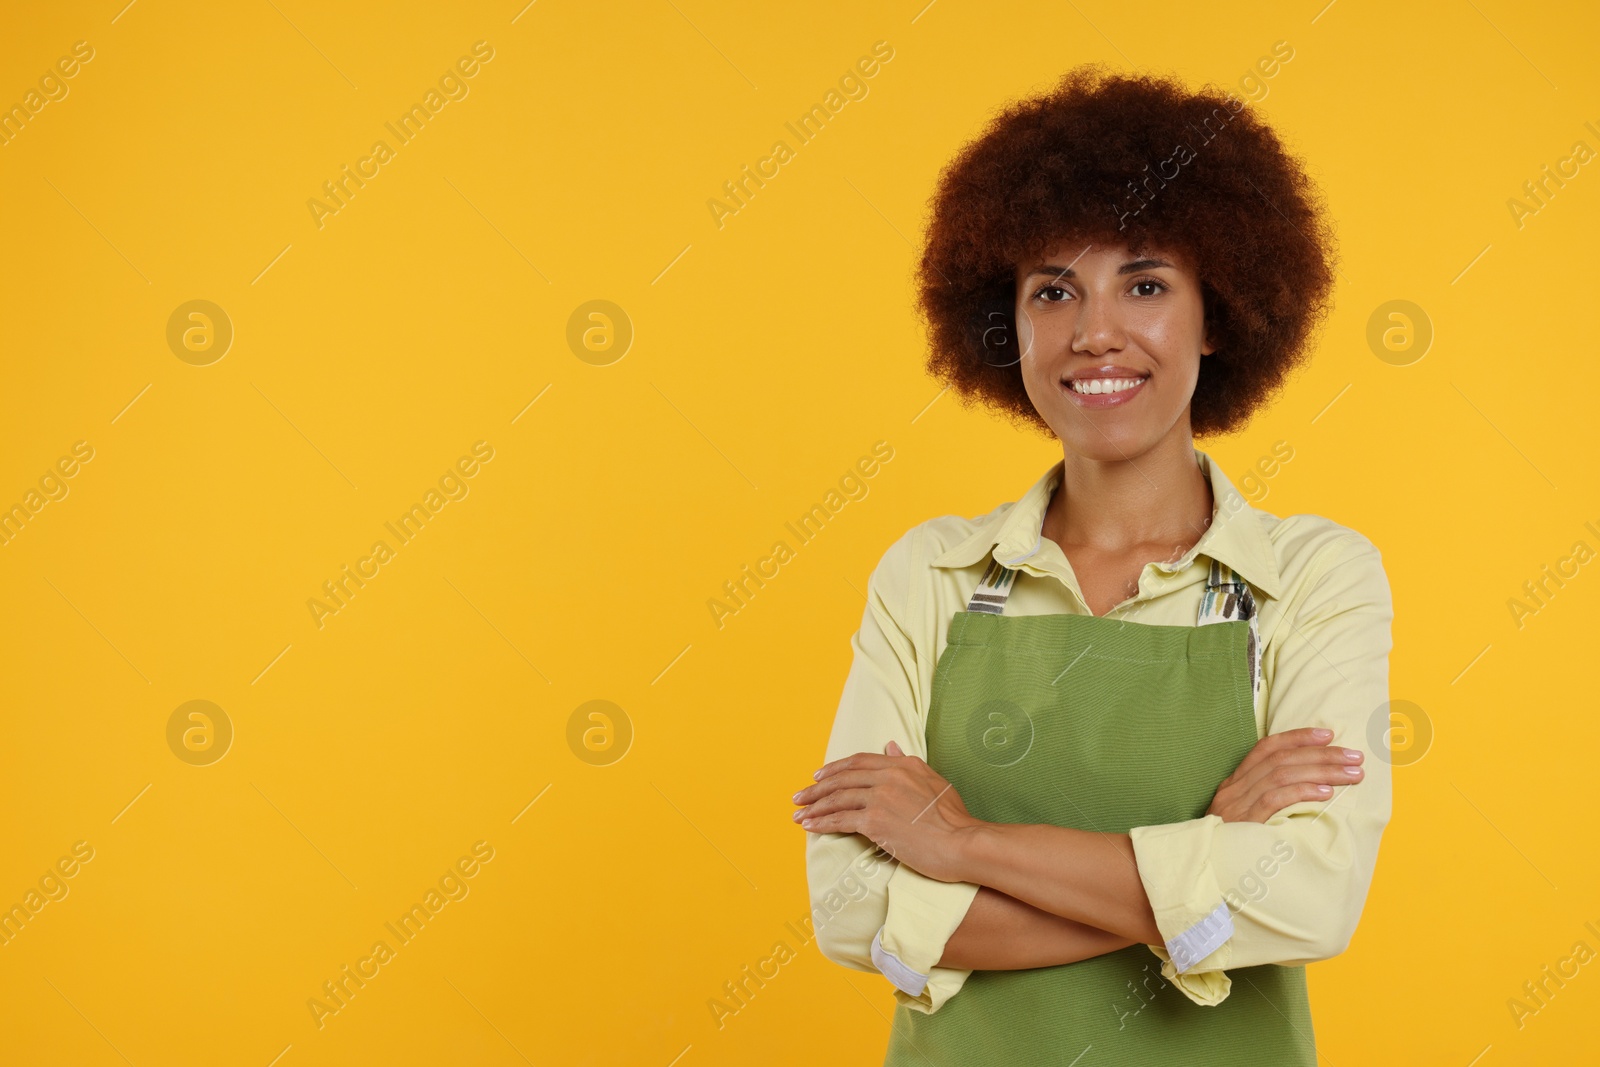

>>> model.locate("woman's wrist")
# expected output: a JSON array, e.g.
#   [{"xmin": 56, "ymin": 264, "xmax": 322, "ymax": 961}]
[{"xmin": 949, "ymin": 816, "xmax": 998, "ymax": 886}]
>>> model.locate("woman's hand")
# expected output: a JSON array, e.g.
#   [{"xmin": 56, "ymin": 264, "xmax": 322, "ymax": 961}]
[
  {"xmin": 1206, "ymin": 726, "xmax": 1365, "ymax": 823},
  {"xmin": 792, "ymin": 740, "xmax": 982, "ymax": 883}
]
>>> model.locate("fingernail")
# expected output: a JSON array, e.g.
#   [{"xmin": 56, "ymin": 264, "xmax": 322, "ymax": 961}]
[
  {"xmin": 812, "ymin": 769, "xmax": 821, "ymax": 780},
  {"xmin": 1342, "ymin": 749, "xmax": 1362, "ymax": 762},
  {"xmin": 1313, "ymin": 729, "xmax": 1333, "ymax": 739},
  {"xmin": 1343, "ymin": 766, "xmax": 1362, "ymax": 777},
  {"xmin": 1316, "ymin": 785, "xmax": 1332, "ymax": 794},
  {"xmin": 792, "ymin": 809, "xmax": 804, "ymax": 821},
  {"xmin": 792, "ymin": 791, "xmax": 803, "ymax": 802},
  {"xmin": 801, "ymin": 819, "xmax": 816, "ymax": 829}
]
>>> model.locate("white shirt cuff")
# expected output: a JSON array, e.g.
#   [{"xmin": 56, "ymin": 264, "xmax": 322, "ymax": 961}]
[{"xmin": 870, "ymin": 923, "xmax": 930, "ymax": 997}]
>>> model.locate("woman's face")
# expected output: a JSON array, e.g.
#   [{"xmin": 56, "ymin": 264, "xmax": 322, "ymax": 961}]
[{"xmin": 1012, "ymin": 239, "xmax": 1214, "ymax": 461}]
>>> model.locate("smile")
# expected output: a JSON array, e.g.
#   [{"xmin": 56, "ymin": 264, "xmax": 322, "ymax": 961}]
[{"xmin": 1061, "ymin": 374, "xmax": 1149, "ymax": 407}]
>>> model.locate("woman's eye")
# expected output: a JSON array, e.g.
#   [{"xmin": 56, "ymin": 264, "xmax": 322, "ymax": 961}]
[
  {"xmin": 1035, "ymin": 286, "xmax": 1069, "ymax": 302},
  {"xmin": 1132, "ymin": 279, "xmax": 1167, "ymax": 297}
]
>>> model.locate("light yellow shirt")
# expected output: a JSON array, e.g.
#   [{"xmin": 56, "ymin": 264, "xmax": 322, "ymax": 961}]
[{"xmin": 805, "ymin": 447, "xmax": 1394, "ymax": 1012}]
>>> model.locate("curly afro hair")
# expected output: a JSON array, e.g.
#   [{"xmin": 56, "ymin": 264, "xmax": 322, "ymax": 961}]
[{"xmin": 917, "ymin": 64, "xmax": 1338, "ymax": 439}]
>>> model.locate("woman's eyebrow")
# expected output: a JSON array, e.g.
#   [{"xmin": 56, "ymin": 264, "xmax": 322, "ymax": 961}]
[{"xmin": 1024, "ymin": 257, "xmax": 1175, "ymax": 280}]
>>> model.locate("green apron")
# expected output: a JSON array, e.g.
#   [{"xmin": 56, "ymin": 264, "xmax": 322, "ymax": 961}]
[{"xmin": 882, "ymin": 555, "xmax": 1316, "ymax": 1066}]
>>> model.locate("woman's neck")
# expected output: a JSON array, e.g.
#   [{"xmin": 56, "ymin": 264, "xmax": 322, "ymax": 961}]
[{"xmin": 1041, "ymin": 436, "xmax": 1214, "ymax": 555}]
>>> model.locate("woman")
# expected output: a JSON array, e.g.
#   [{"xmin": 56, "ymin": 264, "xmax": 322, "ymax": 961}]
[{"xmin": 793, "ymin": 66, "xmax": 1394, "ymax": 1064}]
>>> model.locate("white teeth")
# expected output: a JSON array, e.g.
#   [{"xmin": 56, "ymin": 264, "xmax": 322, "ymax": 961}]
[{"xmin": 1067, "ymin": 376, "xmax": 1146, "ymax": 395}]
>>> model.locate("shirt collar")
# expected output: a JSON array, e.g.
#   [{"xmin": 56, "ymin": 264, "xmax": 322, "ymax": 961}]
[{"xmin": 929, "ymin": 447, "xmax": 1284, "ymax": 601}]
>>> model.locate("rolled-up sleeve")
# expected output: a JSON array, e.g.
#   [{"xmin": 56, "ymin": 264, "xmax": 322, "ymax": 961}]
[
  {"xmin": 1128, "ymin": 532, "xmax": 1395, "ymax": 1006},
  {"xmin": 805, "ymin": 528, "xmax": 982, "ymax": 1014}
]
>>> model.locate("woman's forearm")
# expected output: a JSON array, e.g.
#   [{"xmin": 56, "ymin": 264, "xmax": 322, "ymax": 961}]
[
  {"xmin": 953, "ymin": 822, "xmax": 1164, "ymax": 944},
  {"xmin": 937, "ymin": 885, "xmax": 1139, "ymax": 970}
]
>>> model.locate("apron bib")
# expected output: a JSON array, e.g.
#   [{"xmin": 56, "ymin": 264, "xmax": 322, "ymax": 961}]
[{"xmin": 882, "ymin": 557, "xmax": 1316, "ymax": 1066}]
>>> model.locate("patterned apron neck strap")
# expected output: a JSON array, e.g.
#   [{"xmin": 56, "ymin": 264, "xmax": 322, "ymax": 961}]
[
  {"xmin": 1198, "ymin": 557, "xmax": 1258, "ymax": 624},
  {"xmin": 965, "ymin": 555, "xmax": 1018, "ymax": 615},
  {"xmin": 1198, "ymin": 557, "xmax": 1265, "ymax": 716}
]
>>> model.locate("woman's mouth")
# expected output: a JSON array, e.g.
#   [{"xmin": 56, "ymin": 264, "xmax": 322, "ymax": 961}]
[{"xmin": 1060, "ymin": 374, "xmax": 1149, "ymax": 408}]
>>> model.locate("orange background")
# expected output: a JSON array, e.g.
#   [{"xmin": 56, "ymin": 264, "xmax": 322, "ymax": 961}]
[{"xmin": 0, "ymin": 1, "xmax": 1596, "ymax": 1064}]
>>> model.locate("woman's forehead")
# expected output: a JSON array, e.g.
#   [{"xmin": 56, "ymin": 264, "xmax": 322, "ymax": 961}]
[{"xmin": 1017, "ymin": 241, "xmax": 1195, "ymax": 277}]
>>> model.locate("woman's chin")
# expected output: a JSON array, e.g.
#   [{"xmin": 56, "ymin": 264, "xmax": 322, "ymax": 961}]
[{"xmin": 1055, "ymin": 425, "xmax": 1157, "ymax": 462}]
